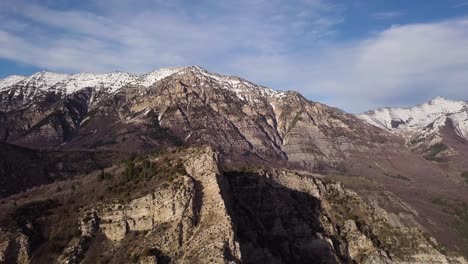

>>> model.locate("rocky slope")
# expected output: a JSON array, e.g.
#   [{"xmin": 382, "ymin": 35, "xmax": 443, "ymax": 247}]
[
  {"xmin": 1, "ymin": 67, "xmax": 468, "ymax": 261},
  {"xmin": 0, "ymin": 147, "xmax": 465, "ymax": 264},
  {"xmin": 0, "ymin": 66, "xmax": 389, "ymax": 168}
]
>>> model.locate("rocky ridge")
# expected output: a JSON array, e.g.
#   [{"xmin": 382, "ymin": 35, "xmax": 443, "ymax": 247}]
[
  {"xmin": 0, "ymin": 66, "xmax": 389, "ymax": 169},
  {"xmin": 0, "ymin": 66, "xmax": 283, "ymax": 112},
  {"xmin": 0, "ymin": 147, "xmax": 465, "ymax": 263},
  {"xmin": 58, "ymin": 147, "xmax": 241, "ymax": 264}
]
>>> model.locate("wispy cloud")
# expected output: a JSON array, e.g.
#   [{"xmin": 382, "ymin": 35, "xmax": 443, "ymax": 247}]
[
  {"xmin": 0, "ymin": 0, "xmax": 344, "ymax": 73},
  {"xmin": 453, "ymin": 1, "xmax": 468, "ymax": 8},
  {"xmin": 372, "ymin": 11, "xmax": 405, "ymax": 20},
  {"xmin": 238, "ymin": 18, "xmax": 468, "ymax": 112},
  {"xmin": 326, "ymin": 18, "xmax": 468, "ymax": 110}
]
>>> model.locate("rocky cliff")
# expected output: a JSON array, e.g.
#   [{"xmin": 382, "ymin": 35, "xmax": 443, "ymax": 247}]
[{"xmin": 0, "ymin": 147, "xmax": 465, "ymax": 263}]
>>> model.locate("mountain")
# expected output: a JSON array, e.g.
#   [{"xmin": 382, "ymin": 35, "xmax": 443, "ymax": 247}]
[
  {"xmin": 359, "ymin": 97, "xmax": 468, "ymax": 175},
  {"xmin": 358, "ymin": 97, "xmax": 468, "ymax": 142},
  {"xmin": 0, "ymin": 67, "xmax": 467, "ymax": 263},
  {"xmin": 0, "ymin": 66, "xmax": 389, "ymax": 168},
  {"xmin": 0, "ymin": 68, "xmax": 183, "ymax": 98}
]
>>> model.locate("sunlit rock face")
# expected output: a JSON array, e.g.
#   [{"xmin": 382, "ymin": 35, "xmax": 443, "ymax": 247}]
[{"xmin": 0, "ymin": 66, "xmax": 391, "ymax": 170}]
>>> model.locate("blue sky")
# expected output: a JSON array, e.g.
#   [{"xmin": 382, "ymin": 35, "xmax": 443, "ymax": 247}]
[{"xmin": 1, "ymin": 0, "xmax": 468, "ymax": 112}]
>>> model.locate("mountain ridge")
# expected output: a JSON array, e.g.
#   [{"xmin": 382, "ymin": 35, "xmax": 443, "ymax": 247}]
[
  {"xmin": 1, "ymin": 66, "xmax": 468, "ymax": 260},
  {"xmin": 0, "ymin": 66, "xmax": 286, "ymax": 97}
]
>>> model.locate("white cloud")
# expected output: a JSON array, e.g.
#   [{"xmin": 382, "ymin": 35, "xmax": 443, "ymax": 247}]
[
  {"xmin": 0, "ymin": 0, "xmax": 342, "ymax": 73},
  {"xmin": 1, "ymin": 1, "xmax": 468, "ymax": 113},
  {"xmin": 221, "ymin": 18, "xmax": 468, "ymax": 112},
  {"xmin": 312, "ymin": 18, "xmax": 468, "ymax": 111}
]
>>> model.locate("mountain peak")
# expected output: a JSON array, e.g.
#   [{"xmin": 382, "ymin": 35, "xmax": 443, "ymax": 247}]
[
  {"xmin": 358, "ymin": 96, "xmax": 468, "ymax": 141},
  {"xmin": 145, "ymin": 66, "xmax": 187, "ymax": 75},
  {"xmin": 429, "ymin": 96, "xmax": 448, "ymax": 103},
  {"xmin": 0, "ymin": 66, "xmax": 287, "ymax": 101},
  {"xmin": 427, "ymin": 96, "xmax": 465, "ymax": 106}
]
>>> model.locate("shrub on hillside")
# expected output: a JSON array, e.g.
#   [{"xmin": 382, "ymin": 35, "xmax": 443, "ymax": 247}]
[
  {"xmin": 462, "ymin": 171, "xmax": 468, "ymax": 184},
  {"xmin": 97, "ymin": 170, "xmax": 113, "ymax": 181},
  {"xmin": 424, "ymin": 143, "xmax": 448, "ymax": 162}
]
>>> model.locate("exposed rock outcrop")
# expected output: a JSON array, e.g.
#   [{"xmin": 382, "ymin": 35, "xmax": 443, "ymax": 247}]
[
  {"xmin": 0, "ymin": 147, "xmax": 466, "ymax": 263},
  {"xmin": 0, "ymin": 232, "xmax": 30, "ymax": 264},
  {"xmin": 61, "ymin": 147, "xmax": 241, "ymax": 264},
  {"xmin": 221, "ymin": 169, "xmax": 467, "ymax": 264}
]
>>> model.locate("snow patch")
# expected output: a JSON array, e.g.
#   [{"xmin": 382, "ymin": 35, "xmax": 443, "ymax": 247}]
[
  {"xmin": 189, "ymin": 66, "xmax": 285, "ymax": 101},
  {"xmin": 449, "ymin": 110, "xmax": 468, "ymax": 139},
  {"xmin": 0, "ymin": 75, "xmax": 26, "ymax": 91}
]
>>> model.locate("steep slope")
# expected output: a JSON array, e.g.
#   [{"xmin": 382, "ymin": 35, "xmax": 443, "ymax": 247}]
[
  {"xmin": 0, "ymin": 147, "xmax": 464, "ymax": 263},
  {"xmin": 0, "ymin": 66, "xmax": 390, "ymax": 169},
  {"xmin": 0, "ymin": 142, "xmax": 119, "ymax": 198}
]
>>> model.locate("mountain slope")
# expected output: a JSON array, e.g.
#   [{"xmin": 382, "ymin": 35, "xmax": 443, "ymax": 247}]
[
  {"xmin": 1, "ymin": 67, "xmax": 468, "ymax": 259},
  {"xmin": 0, "ymin": 142, "xmax": 120, "ymax": 198},
  {"xmin": 0, "ymin": 66, "xmax": 390, "ymax": 169},
  {"xmin": 0, "ymin": 147, "xmax": 464, "ymax": 263}
]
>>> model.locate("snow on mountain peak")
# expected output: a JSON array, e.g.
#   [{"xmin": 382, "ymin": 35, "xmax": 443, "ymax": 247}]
[
  {"xmin": 0, "ymin": 67, "xmax": 190, "ymax": 94},
  {"xmin": 184, "ymin": 66, "xmax": 286, "ymax": 100},
  {"xmin": 358, "ymin": 97, "xmax": 468, "ymax": 141},
  {"xmin": 138, "ymin": 67, "xmax": 187, "ymax": 87},
  {"xmin": 0, "ymin": 66, "xmax": 286, "ymax": 104},
  {"xmin": 0, "ymin": 75, "xmax": 26, "ymax": 90}
]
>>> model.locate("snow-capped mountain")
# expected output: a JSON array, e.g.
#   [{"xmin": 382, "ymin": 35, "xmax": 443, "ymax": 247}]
[
  {"xmin": 0, "ymin": 66, "xmax": 284, "ymax": 107},
  {"xmin": 0, "ymin": 65, "xmax": 385, "ymax": 168},
  {"xmin": 0, "ymin": 67, "xmax": 184, "ymax": 95},
  {"xmin": 1, "ymin": 66, "xmax": 468, "ymax": 261},
  {"xmin": 358, "ymin": 97, "xmax": 468, "ymax": 143}
]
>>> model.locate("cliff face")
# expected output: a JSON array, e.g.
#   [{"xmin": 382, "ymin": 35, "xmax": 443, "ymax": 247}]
[
  {"xmin": 64, "ymin": 148, "xmax": 241, "ymax": 264},
  {"xmin": 222, "ymin": 169, "xmax": 466, "ymax": 264},
  {"xmin": 0, "ymin": 147, "xmax": 465, "ymax": 264},
  {"xmin": 0, "ymin": 67, "xmax": 389, "ymax": 169}
]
